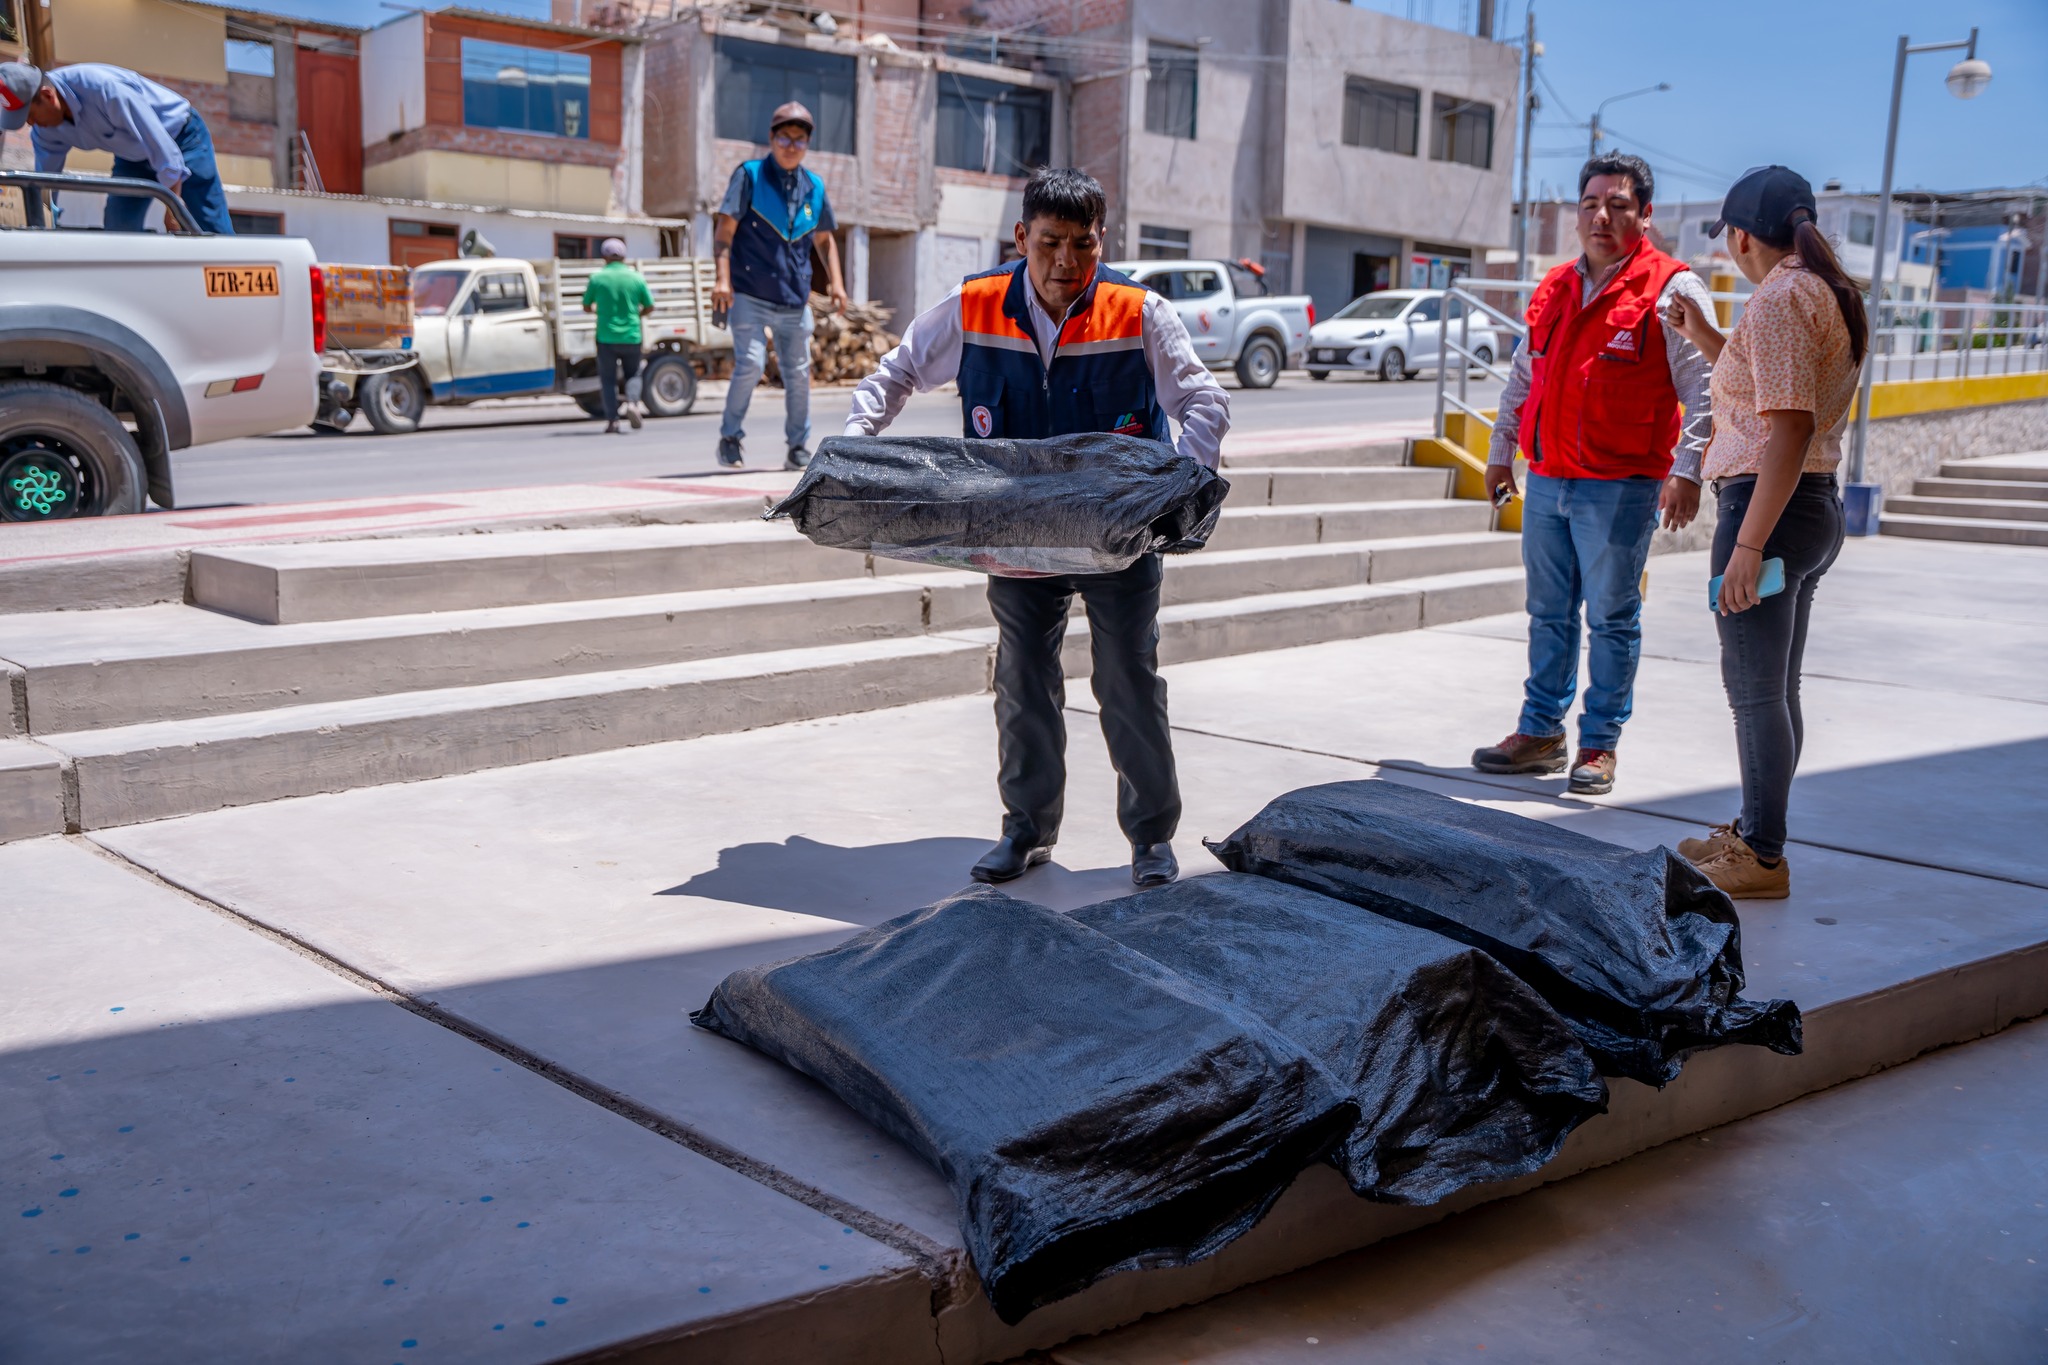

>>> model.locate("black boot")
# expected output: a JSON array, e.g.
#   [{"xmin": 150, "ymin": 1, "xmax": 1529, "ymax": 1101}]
[
  {"xmin": 1131, "ymin": 843, "xmax": 1178, "ymax": 888},
  {"xmin": 970, "ymin": 837, "xmax": 1051, "ymax": 885}
]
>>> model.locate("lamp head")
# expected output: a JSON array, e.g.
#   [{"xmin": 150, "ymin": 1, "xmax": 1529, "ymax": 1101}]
[{"xmin": 1945, "ymin": 57, "xmax": 1991, "ymax": 100}]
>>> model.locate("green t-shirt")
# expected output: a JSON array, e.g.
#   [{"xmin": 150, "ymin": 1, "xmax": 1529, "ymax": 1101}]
[{"xmin": 581, "ymin": 261, "xmax": 655, "ymax": 346}]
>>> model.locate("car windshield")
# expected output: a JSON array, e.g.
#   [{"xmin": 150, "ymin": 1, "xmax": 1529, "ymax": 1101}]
[
  {"xmin": 412, "ymin": 272, "xmax": 466, "ymax": 317},
  {"xmin": 1331, "ymin": 294, "xmax": 1413, "ymax": 321}
]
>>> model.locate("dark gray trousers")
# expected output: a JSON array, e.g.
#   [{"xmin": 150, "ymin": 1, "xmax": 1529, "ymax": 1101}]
[{"xmin": 985, "ymin": 553, "xmax": 1181, "ymax": 848}]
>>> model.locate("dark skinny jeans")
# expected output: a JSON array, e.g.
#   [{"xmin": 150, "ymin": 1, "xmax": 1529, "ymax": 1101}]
[{"xmin": 1710, "ymin": 472, "xmax": 1844, "ymax": 862}]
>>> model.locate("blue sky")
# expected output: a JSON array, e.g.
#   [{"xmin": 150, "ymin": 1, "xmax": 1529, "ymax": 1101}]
[{"xmin": 246, "ymin": 0, "xmax": 2046, "ymax": 203}]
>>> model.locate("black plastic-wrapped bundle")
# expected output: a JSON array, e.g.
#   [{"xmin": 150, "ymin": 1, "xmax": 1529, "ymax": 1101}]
[
  {"xmin": 765, "ymin": 433, "xmax": 1228, "ymax": 577},
  {"xmin": 691, "ymin": 885, "xmax": 1356, "ymax": 1324},
  {"xmin": 1071, "ymin": 874, "xmax": 1607, "ymax": 1205},
  {"xmin": 1207, "ymin": 781, "xmax": 1802, "ymax": 1086}
]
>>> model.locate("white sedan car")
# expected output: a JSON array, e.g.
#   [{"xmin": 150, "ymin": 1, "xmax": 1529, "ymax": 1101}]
[{"xmin": 1305, "ymin": 288, "xmax": 1503, "ymax": 383}]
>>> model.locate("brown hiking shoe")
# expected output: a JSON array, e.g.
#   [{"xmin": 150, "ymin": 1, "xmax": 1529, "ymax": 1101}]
[
  {"xmin": 1568, "ymin": 748, "xmax": 1617, "ymax": 795},
  {"xmin": 1695, "ymin": 835, "xmax": 1790, "ymax": 900},
  {"xmin": 1678, "ymin": 821, "xmax": 1741, "ymax": 863},
  {"xmin": 1472, "ymin": 732, "xmax": 1568, "ymax": 775}
]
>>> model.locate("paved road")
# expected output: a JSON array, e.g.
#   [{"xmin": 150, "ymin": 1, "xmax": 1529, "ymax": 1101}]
[{"xmin": 166, "ymin": 370, "xmax": 1503, "ymax": 510}]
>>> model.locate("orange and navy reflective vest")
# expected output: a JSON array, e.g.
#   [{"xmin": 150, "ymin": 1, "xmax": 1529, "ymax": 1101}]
[
  {"xmin": 1518, "ymin": 241, "xmax": 1688, "ymax": 480},
  {"xmin": 956, "ymin": 261, "xmax": 1167, "ymax": 442}
]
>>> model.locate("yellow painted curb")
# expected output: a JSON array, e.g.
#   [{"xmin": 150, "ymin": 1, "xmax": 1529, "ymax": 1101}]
[{"xmin": 1863, "ymin": 370, "xmax": 2048, "ymax": 419}]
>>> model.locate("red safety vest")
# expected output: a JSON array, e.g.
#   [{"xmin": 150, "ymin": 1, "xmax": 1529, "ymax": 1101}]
[{"xmin": 1517, "ymin": 241, "xmax": 1688, "ymax": 480}]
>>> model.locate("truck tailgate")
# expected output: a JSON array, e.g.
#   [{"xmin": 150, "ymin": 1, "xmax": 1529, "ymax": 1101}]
[{"xmin": 541, "ymin": 258, "xmax": 732, "ymax": 362}]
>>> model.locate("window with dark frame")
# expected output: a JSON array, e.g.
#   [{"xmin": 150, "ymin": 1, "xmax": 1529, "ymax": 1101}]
[
  {"xmin": 555, "ymin": 233, "xmax": 599, "ymax": 259},
  {"xmin": 936, "ymin": 73, "xmax": 1050, "ymax": 176},
  {"xmin": 228, "ymin": 210, "xmax": 285, "ymax": 235},
  {"xmin": 1137, "ymin": 224, "xmax": 1191, "ymax": 260},
  {"xmin": 1430, "ymin": 94, "xmax": 1494, "ymax": 169},
  {"xmin": 461, "ymin": 38, "xmax": 592, "ymax": 139},
  {"xmin": 714, "ymin": 36, "xmax": 855, "ymax": 156},
  {"xmin": 1144, "ymin": 42, "xmax": 1198, "ymax": 141},
  {"xmin": 1342, "ymin": 77, "xmax": 1419, "ymax": 156}
]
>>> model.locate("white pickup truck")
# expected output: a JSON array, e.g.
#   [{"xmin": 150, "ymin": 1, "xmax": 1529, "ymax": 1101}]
[
  {"xmin": 0, "ymin": 171, "xmax": 319, "ymax": 520},
  {"xmin": 344, "ymin": 255, "xmax": 731, "ymax": 435},
  {"xmin": 1106, "ymin": 258, "xmax": 1315, "ymax": 389}
]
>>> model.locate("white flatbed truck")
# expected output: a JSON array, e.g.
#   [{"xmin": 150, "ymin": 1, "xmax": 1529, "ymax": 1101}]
[{"xmin": 340, "ymin": 255, "xmax": 733, "ymax": 435}]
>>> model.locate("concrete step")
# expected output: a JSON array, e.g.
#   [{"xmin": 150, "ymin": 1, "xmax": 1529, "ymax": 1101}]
[
  {"xmin": 1880, "ymin": 513, "xmax": 2048, "ymax": 547},
  {"xmin": 0, "ymin": 740, "xmax": 64, "ymax": 843},
  {"xmin": 1223, "ymin": 466, "xmax": 1453, "ymax": 507},
  {"xmin": 190, "ymin": 520, "xmax": 865, "ymax": 624},
  {"xmin": 908, "ymin": 534, "xmax": 1525, "ymax": 633},
  {"xmin": 37, "ymin": 636, "xmax": 993, "ymax": 830},
  {"xmin": 1910, "ymin": 476, "xmax": 2048, "ymax": 503},
  {"xmin": 1884, "ymin": 495, "xmax": 2048, "ymax": 522},
  {"xmin": 939, "ymin": 567, "xmax": 1525, "ymax": 679},
  {"xmin": 1220, "ymin": 439, "xmax": 1409, "ymax": 469},
  {"xmin": 1938, "ymin": 459, "xmax": 2048, "ymax": 483},
  {"xmin": 0, "ymin": 577, "xmax": 934, "ymax": 734},
  {"xmin": 1209, "ymin": 498, "xmax": 1494, "ymax": 551}
]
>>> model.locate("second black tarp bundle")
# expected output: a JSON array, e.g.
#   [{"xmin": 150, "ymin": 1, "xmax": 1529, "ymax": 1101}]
[
  {"xmin": 764, "ymin": 433, "xmax": 1228, "ymax": 577},
  {"xmin": 692, "ymin": 885, "xmax": 1357, "ymax": 1325},
  {"xmin": 1207, "ymin": 779, "xmax": 1804, "ymax": 1085},
  {"xmin": 1071, "ymin": 874, "xmax": 1608, "ymax": 1205}
]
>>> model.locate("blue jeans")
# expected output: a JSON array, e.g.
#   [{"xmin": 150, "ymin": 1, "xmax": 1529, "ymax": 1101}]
[
  {"xmin": 1711, "ymin": 474, "xmax": 1844, "ymax": 861},
  {"xmin": 1517, "ymin": 472, "xmax": 1662, "ymax": 750},
  {"xmin": 107, "ymin": 112, "xmax": 234, "ymax": 235},
  {"xmin": 720, "ymin": 292, "xmax": 812, "ymax": 449}
]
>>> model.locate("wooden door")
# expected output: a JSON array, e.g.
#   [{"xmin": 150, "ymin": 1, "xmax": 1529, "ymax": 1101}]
[
  {"xmin": 388, "ymin": 220, "xmax": 460, "ymax": 269},
  {"xmin": 296, "ymin": 48, "xmax": 363, "ymax": 195}
]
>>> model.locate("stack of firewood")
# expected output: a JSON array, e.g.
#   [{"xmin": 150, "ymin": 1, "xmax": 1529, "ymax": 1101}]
[{"xmin": 762, "ymin": 297, "xmax": 900, "ymax": 386}]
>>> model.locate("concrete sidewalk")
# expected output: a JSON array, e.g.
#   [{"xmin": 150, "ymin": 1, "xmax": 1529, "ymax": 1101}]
[
  {"xmin": 1050, "ymin": 1012, "xmax": 2048, "ymax": 1365},
  {"xmin": 4, "ymin": 534, "xmax": 2043, "ymax": 1362}
]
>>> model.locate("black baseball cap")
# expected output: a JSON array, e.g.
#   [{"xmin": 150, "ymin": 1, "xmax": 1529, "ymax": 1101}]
[{"xmin": 1707, "ymin": 165, "xmax": 1818, "ymax": 242}]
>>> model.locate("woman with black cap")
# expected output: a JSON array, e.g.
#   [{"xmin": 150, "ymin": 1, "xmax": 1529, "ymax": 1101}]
[{"xmin": 1664, "ymin": 165, "xmax": 1868, "ymax": 899}]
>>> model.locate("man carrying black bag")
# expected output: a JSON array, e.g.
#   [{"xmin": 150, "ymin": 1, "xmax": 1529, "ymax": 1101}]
[{"xmin": 845, "ymin": 168, "xmax": 1231, "ymax": 887}]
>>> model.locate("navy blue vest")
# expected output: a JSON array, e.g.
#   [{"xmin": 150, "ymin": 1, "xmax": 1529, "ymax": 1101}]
[
  {"xmin": 730, "ymin": 159, "xmax": 825, "ymax": 309},
  {"xmin": 954, "ymin": 262, "xmax": 1168, "ymax": 442}
]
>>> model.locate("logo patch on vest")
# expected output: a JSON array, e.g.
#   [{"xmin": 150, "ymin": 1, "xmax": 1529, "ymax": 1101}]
[
  {"xmin": 971, "ymin": 405, "xmax": 994, "ymax": 437},
  {"xmin": 1607, "ymin": 327, "xmax": 1638, "ymax": 352}
]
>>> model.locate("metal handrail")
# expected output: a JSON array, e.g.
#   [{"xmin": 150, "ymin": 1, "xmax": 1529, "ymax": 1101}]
[{"xmin": 0, "ymin": 169, "xmax": 204, "ymax": 234}]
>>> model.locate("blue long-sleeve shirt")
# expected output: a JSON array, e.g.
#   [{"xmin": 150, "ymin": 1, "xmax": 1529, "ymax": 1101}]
[{"xmin": 31, "ymin": 64, "xmax": 193, "ymax": 188}]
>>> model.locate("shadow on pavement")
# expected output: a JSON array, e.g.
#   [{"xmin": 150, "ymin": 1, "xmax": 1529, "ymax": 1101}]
[{"xmin": 659, "ymin": 834, "xmax": 1139, "ymax": 916}]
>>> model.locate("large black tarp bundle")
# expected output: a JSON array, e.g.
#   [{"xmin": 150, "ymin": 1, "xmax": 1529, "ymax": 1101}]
[
  {"xmin": 1207, "ymin": 780, "xmax": 1803, "ymax": 1085},
  {"xmin": 1071, "ymin": 874, "xmax": 1607, "ymax": 1206},
  {"xmin": 765, "ymin": 433, "xmax": 1228, "ymax": 577},
  {"xmin": 691, "ymin": 885, "xmax": 1357, "ymax": 1325}
]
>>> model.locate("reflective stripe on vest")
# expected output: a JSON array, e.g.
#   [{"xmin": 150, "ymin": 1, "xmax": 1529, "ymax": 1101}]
[
  {"xmin": 1518, "ymin": 242, "xmax": 1687, "ymax": 480},
  {"xmin": 955, "ymin": 262, "xmax": 1167, "ymax": 443}
]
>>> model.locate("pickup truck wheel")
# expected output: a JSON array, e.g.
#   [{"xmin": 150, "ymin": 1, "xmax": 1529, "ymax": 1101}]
[
  {"xmin": 360, "ymin": 369, "xmax": 426, "ymax": 435},
  {"xmin": 1378, "ymin": 349, "xmax": 1406, "ymax": 382},
  {"xmin": 641, "ymin": 354, "xmax": 699, "ymax": 418},
  {"xmin": 0, "ymin": 381, "xmax": 147, "ymax": 521},
  {"xmin": 1307, "ymin": 369, "xmax": 1330, "ymax": 381},
  {"xmin": 573, "ymin": 392, "xmax": 606, "ymax": 419},
  {"xmin": 1234, "ymin": 335, "xmax": 1283, "ymax": 389}
]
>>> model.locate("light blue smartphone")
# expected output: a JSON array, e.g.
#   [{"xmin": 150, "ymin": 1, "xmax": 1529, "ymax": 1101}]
[{"xmin": 1708, "ymin": 556, "xmax": 1785, "ymax": 610}]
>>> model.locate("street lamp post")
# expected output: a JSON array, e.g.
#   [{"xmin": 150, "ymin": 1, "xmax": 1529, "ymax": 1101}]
[
  {"xmin": 1587, "ymin": 83, "xmax": 1670, "ymax": 161},
  {"xmin": 1845, "ymin": 28, "xmax": 1991, "ymax": 537}
]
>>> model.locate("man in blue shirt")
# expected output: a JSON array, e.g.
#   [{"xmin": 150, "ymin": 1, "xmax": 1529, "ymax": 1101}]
[
  {"xmin": 711, "ymin": 99, "xmax": 849, "ymax": 470},
  {"xmin": 0, "ymin": 60, "xmax": 234, "ymax": 235}
]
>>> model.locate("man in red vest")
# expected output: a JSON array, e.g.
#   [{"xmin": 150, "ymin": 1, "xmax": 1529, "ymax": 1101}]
[{"xmin": 1473, "ymin": 153, "xmax": 1712, "ymax": 795}]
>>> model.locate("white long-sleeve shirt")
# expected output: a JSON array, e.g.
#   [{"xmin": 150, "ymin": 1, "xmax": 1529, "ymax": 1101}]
[
  {"xmin": 1487, "ymin": 258, "xmax": 1714, "ymax": 484},
  {"xmin": 845, "ymin": 279, "xmax": 1232, "ymax": 469}
]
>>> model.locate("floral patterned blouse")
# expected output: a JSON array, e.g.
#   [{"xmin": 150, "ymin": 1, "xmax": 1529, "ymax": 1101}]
[{"xmin": 1703, "ymin": 257, "xmax": 1858, "ymax": 480}]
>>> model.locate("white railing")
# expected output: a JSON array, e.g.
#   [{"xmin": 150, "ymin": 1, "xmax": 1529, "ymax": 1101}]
[{"xmin": 1433, "ymin": 282, "xmax": 2048, "ymax": 447}]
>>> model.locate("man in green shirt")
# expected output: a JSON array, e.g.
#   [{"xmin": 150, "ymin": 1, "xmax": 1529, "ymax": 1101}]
[{"xmin": 580, "ymin": 238, "xmax": 655, "ymax": 434}]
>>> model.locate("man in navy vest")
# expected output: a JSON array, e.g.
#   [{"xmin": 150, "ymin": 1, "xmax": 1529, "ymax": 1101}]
[
  {"xmin": 712, "ymin": 100, "xmax": 849, "ymax": 471},
  {"xmin": 846, "ymin": 168, "xmax": 1231, "ymax": 888}
]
